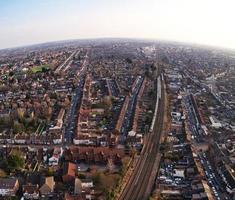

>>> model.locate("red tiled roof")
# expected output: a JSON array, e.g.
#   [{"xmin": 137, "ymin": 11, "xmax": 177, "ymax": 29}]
[{"xmin": 63, "ymin": 162, "xmax": 76, "ymax": 177}]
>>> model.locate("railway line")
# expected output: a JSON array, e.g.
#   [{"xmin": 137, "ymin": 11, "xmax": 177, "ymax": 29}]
[{"xmin": 119, "ymin": 74, "xmax": 165, "ymax": 200}]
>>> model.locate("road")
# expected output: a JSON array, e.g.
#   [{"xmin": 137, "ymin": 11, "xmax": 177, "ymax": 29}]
[
  {"xmin": 64, "ymin": 76, "xmax": 85, "ymax": 144},
  {"xmin": 120, "ymin": 76, "xmax": 144, "ymax": 141},
  {"xmin": 55, "ymin": 50, "xmax": 78, "ymax": 73},
  {"xmin": 183, "ymin": 94, "xmax": 227, "ymax": 199},
  {"xmin": 119, "ymin": 75, "xmax": 165, "ymax": 200}
]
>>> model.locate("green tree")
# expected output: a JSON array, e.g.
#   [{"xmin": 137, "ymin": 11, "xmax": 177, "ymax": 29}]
[
  {"xmin": 78, "ymin": 173, "xmax": 86, "ymax": 179},
  {"xmin": 1, "ymin": 153, "xmax": 24, "ymax": 174},
  {"xmin": 92, "ymin": 172, "xmax": 101, "ymax": 185},
  {"xmin": 104, "ymin": 189, "xmax": 114, "ymax": 200},
  {"xmin": 47, "ymin": 167, "xmax": 54, "ymax": 176},
  {"xmin": 13, "ymin": 121, "xmax": 25, "ymax": 134}
]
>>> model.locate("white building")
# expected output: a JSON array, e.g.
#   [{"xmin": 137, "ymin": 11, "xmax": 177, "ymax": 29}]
[
  {"xmin": 173, "ymin": 169, "xmax": 185, "ymax": 178},
  {"xmin": 81, "ymin": 179, "xmax": 94, "ymax": 188},
  {"xmin": 209, "ymin": 116, "xmax": 222, "ymax": 128}
]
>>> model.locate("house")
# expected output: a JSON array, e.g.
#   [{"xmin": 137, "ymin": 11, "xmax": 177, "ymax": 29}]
[
  {"xmin": 49, "ymin": 108, "xmax": 65, "ymax": 135},
  {"xmin": 161, "ymin": 190, "xmax": 183, "ymax": 199},
  {"xmin": 14, "ymin": 134, "xmax": 28, "ymax": 144},
  {"xmin": 22, "ymin": 184, "xmax": 40, "ymax": 199},
  {"xmin": 69, "ymin": 147, "xmax": 124, "ymax": 165},
  {"xmin": 74, "ymin": 179, "xmax": 94, "ymax": 199},
  {"xmin": 173, "ymin": 168, "xmax": 185, "ymax": 178},
  {"xmin": 126, "ymin": 134, "xmax": 143, "ymax": 147},
  {"xmin": 62, "ymin": 162, "xmax": 76, "ymax": 183},
  {"xmin": 209, "ymin": 116, "xmax": 222, "ymax": 128},
  {"xmin": 0, "ymin": 178, "xmax": 19, "ymax": 196},
  {"xmin": 39, "ymin": 176, "xmax": 55, "ymax": 197},
  {"xmin": 81, "ymin": 179, "xmax": 93, "ymax": 188},
  {"xmin": 74, "ymin": 178, "xmax": 82, "ymax": 194},
  {"xmin": 48, "ymin": 154, "xmax": 59, "ymax": 166},
  {"xmin": 52, "ymin": 134, "xmax": 62, "ymax": 144},
  {"xmin": 73, "ymin": 135, "xmax": 93, "ymax": 145},
  {"xmin": 64, "ymin": 192, "xmax": 86, "ymax": 200},
  {"xmin": 171, "ymin": 112, "xmax": 182, "ymax": 122}
]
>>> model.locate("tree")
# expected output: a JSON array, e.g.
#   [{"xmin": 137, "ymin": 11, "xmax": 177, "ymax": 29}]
[
  {"xmin": 9, "ymin": 71, "xmax": 14, "ymax": 77},
  {"xmin": 0, "ymin": 169, "xmax": 6, "ymax": 177},
  {"xmin": 47, "ymin": 167, "xmax": 54, "ymax": 176},
  {"xmin": 1, "ymin": 152, "xmax": 24, "ymax": 174},
  {"xmin": 148, "ymin": 90, "xmax": 154, "ymax": 98},
  {"xmin": 50, "ymin": 92, "xmax": 58, "ymax": 100},
  {"xmin": 7, "ymin": 154, "xmax": 24, "ymax": 172},
  {"xmin": 78, "ymin": 173, "xmax": 86, "ymax": 179},
  {"xmin": 92, "ymin": 172, "xmax": 101, "ymax": 185},
  {"xmin": 126, "ymin": 58, "xmax": 132, "ymax": 64},
  {"xmin": 13, "ymin": 121, "xmax": 25, "ymax": 134},
  {"xmin": 3, "ymin": 197, "xmax": 18, "ymax": 200},
  {"xmin": 104, "ymin": 189, "xmax": 114, "ymax": 200}
]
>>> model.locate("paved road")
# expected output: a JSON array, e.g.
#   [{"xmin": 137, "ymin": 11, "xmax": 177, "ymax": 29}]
[
  {"xmin": 55, "ymin": 50, "xmax": 78, "ymax": 72},
  {"xmin": 119, "ymin": 76, "xmax": 165, "ymax": 200},
  {"xmin": 64, "ymin": 76, "xmax": 85, "ymax": 144},
  {"xmin": 183, "ymin": 94, "xmax": 228, "ymax": 199},
  {"xmin": 120, "ymin": 76, "xmax": 144, "ymax": 141}
]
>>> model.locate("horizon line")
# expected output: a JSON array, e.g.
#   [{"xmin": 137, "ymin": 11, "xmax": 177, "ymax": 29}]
[{"xmin": 1, "ymin": 37, "xmax": 235, "ymax": 52}]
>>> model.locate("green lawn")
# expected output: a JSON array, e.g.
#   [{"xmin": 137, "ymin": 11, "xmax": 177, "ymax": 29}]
[{"xmin": 31, "ymin": 65, "xmax": 50, "ymax": 73}]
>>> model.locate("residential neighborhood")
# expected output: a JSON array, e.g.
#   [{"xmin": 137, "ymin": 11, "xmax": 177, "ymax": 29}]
[{"xmin": 0, "ymin": 39, "xmax": 234, "ymax": 200}]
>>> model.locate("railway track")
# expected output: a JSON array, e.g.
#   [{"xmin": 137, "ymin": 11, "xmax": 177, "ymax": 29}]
[{"xmin": 119, "ymin": 76, "xmax": 165, "ymax": 200}]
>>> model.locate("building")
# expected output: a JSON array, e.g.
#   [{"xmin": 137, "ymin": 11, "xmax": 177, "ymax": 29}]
[
  {"xmin": 62, "ymin": 162, "xmax": 76, "ymax": 183},
  {"xmin": 209, "ymin": 116, "xmax": 222, "ymax": 128},
  {"xmin": 22, "ymin": 184, "xmax": 40, "ymax": 199},
  {"xmin": 0, "ymin": 178, "xmax": 19, "ymax": 196},
  {"xmin": 81, "ymin": 179, "xmax": 93, "ymax": 188},
  {"xmin": 39, "ymin": 176, "xmax": 55, "ymax": 197}
]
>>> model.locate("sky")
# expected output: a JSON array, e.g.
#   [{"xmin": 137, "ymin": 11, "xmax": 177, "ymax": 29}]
[{"xmin": 0, "ymin": 0, "xmax": 235, "ymax": 49}]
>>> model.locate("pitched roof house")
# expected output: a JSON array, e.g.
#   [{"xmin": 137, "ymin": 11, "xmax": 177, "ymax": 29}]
[
  {"xmin": 22, "ymin": 184, "xmax": 40, "ymax": 199},
  {"xmin": 0, "ymin": 178, "xmax": 19, "ymax": 196},
  {"xmin": 39, "ymin": 176, "xmax": 55, "ymax": 197},
  {"xmin": 62, "ymin": 162, "xmax": 76, "ymax": 183}
]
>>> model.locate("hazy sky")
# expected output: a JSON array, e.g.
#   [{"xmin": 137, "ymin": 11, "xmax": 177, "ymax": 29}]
[{"xmin": 0, "ymin": 0, "xmax": 234, "ymax": 49}]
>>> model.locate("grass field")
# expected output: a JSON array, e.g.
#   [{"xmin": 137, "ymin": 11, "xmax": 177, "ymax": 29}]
[{"xmin": 31, "ymin": 65, "xmax": 50, "ymax": 73}]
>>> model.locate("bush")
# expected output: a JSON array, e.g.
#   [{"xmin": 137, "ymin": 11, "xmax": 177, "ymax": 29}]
[
  {"xmin": 92, "ymin": 172, "xmax": 101, "ymax": 185},
  {"xmin": 0, "ymin": 153, "xmax": 24, "ymax": 174},
  {"xmin": 78, "ymin": 173, "xmax": 86, "ymax": 179}
]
